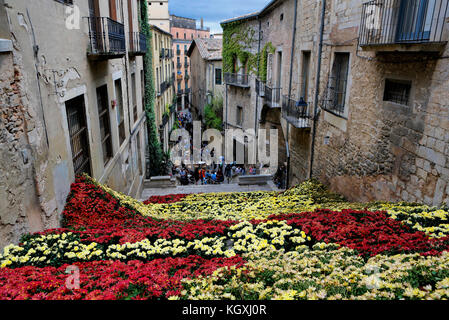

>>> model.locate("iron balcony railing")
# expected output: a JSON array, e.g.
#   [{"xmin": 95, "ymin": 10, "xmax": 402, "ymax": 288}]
[
  {"xmin": 224, "ymin": 73, "xmax": 250, "ymax": 87},
  {"xmin": 359, "ymin": 0, "xmax": 449, "ymax": 47},
  {"xmin": 86, "ymin": 17, "xmax": 126, "ymax": 58},
  {"xmin": 129, "ymin": 32, "xmax": 146, "ymax": 55},
  {"xmin": 177, "ymin": 62, "xmax": 182, "ymax": 69},
  {"xmin": 281, "ymin": 95, "xmax": 312, "ymax": 129},
  {"xmin": 184, "ymin": 62, "xmax": 189, "ymax": 68},
  {"xmin": 256, "ymin": 79, "xmax": 281, "ymax": 107}
]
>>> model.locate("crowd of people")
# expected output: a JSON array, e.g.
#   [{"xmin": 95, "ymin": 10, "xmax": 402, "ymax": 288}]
[{"xmin": 171, "ymin": 108, "xmax": 287, "ymax": 189}]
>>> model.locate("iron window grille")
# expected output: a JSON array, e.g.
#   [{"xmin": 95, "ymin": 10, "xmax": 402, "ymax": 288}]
[
  {"xmin": 383, "ymin": 78, "xmax": 412, "ymax": 105},
  {"xmin": 323, "ymin": 53, "xmax": 350, "ymax": 118}
]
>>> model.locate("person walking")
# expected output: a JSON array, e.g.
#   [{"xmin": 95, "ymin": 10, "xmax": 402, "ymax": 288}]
[{"xmin": 225, "ymin": 164, "xmax": 232, "ymax": 184}]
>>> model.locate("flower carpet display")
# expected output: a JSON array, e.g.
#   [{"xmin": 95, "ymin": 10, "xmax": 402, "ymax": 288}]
[{"xmin": 1, "ymin": 174, "xmax": 449, "ymax": 300}]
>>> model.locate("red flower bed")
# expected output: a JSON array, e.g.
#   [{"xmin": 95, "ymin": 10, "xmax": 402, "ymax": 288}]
[
  {"xmin": 51, "ymin": 176, "xmax": 236, "ymax": 244},
  {"xmin": 274, "ymin": 209, "xmax": 449, "ymax": 257},
  {"xmin": 0, "ymin": 255, "xmax": 245, "ymax": 300},
  {"xmin": 143, "ymin": 194, "xmax": 190, "ymax": 204}
]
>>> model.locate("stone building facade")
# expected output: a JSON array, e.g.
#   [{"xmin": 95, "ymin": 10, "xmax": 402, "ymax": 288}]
[
  {"xmin": 150, "ymin": 25, "xmax": 175, "ymax": 153},
  {"xmin": 187, "ymin": 38, "xmax": 224, "ymax": 122},
  {"xmin": 0, "ymin": 0, "xmax": 148, "ymax": 249},
  {"xmin": 222, "ymin": 0, "xmax": 449, "ymax": 206},
  {"xmin": 170, "ymin": 15, "xmax": 210, "ymax": 110}
]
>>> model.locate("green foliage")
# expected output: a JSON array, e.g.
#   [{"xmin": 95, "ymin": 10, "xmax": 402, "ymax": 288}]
[
  {"xmin": 141, "ymin": 0, "xmax": 164, "ymax": 177},
  {"xmin": 222, "ymin": 21, "xmax": 275, "ymax": 81},
  {"xmin": 222, "ymin": 21, "xmax": 258, "ymax": 74},
  {"xmin": 204, "ymin": 94, "xmax": 224, "ymax": 131},
  {"xmin": 258, "ymin": 42, "xmax": 276, "ymax": 82}
]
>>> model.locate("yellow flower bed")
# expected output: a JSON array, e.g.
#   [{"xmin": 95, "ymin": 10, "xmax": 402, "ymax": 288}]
[{"xmin": 177, "ymin": 245, "xmax": 449, "ymax": 300}]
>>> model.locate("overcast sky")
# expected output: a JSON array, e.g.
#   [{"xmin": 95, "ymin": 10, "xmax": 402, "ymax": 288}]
[{"xmin": 168, "ymin": 0, "xmax": 270, "ymax": 34}]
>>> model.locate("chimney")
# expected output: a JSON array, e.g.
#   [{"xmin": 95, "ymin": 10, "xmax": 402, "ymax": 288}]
[{"xmin": 201, "ymin": 18, "xmax": 204, "ymax": 30}]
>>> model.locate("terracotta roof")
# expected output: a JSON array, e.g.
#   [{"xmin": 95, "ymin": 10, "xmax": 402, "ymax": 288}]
[{"xmin": 187, "ymin": 38, "xmax": 222, "ymax": 61}]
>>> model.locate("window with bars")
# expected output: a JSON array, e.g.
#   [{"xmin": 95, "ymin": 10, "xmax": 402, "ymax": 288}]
[
  {"xmin": 383, "ymin": 79, "xmax": 412, "ymax": 106},
  {"xmin": 215, "ymin": 68, "xmax": 222, "ymax": 85},
  {"xmin": 65, "ymin": 95, "xmax": 91, "ymax": 176},
  {"xmin": 324, "ymin": 52, "xmax": 350, "ymax": 117},
  {"xmin": 132, "ymin": 73, "xmax": 137, "ymax": 122},
  {"xmin": 96, "ymin": 85, "xmax": 113, "ymax": 166},
  {"xmin": 114, "ymin": 79, "xmax": 126, "ymax": 146}
]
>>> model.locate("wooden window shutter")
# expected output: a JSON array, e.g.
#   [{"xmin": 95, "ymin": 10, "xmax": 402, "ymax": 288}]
[{"xmin": 109, "ymin": 0, "xmax": 117, "ymax": 20}]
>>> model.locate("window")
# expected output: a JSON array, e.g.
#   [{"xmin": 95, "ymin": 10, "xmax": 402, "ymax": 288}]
[
  {"xmin": 65, "ymin": 95, "xmax": 91, "ymax": 176},
  {"xmin": 383, "ymin": 79, "xmax": 412, "ymax": 105},
  {"xmin": 141, "ymin": 70, "xmax": 145, "ymax": 112},
  {"xmin": 137, "ymin": 132, "xmax": 143, "ymax": 175},
  {"xmin": 114, "ymin": 79, "xmax": 126, "ymax": 146},
  {"xmin": 215, "ymin": 68, "xmax": 222, "ymax": 85},
  {"xmin": 184, "ymin": 33, "xmax": 186, "ymax": 39},
  {"xmin": 300, "ymin": 51, "xmax": 311, "ymax": 101},
  {"xmin": 236, "ymin": 106, "xmax": 243, "ymax": 126},
  {"xmin": 324, "ymin": 52, "xmax": 350, "ymax": 117},
  {"xmin": 96, "ymin": 85, "xmax": 113, "ymax": 165},
  {"xmin": 280, "ymin": 14, "xmax": 284, "ymax": 21},
  {"xmin": 55, "ymin": 0, "xmax": 73, "ymax": 5}
]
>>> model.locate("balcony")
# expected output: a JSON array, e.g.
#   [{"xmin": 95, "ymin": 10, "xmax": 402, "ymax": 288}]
[
  {"xmin": 359, "ymin": 0, "xmax": 448, "ymax": 52},
  {"xmin": 86, "ymin": 17, "xmax": 126, "ymax": 60},
  {"xmin": 184, "ymin": 62, "xmax": 189, "ymax": 68},
  {"xmin": 224, "ymin": 73, "xmax": 250, "ymax": 88},
  {"xmin": 185, "ymin": 73, "xmax": 190, "ymax": 80},
  {"xmin": 256, "ymin": 79, "xmax": 281, "ymax": 108},
  {"xmin": 177, "ymin": 62, "xmax": 182, "ymax": 69},
  {"xmin": 176, "ymin": 73, "xmax": 183, "ymax": 81},
  {"xmin": 281, "ymin": 96, "xmax": 312, "ymax": 129},
  {"xmin": 129, "ymin": 32, "xmax": 146, "ymax": 56}
]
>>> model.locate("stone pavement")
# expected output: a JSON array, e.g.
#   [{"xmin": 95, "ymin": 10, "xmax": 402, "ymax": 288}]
[{"xmin": 140, "ymin": 181, "xmax": 281, "ymax": 200}]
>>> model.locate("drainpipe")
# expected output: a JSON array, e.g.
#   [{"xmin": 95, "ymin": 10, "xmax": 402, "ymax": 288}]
[
  {"xmin": 255, "ymin": 18, "xmax": 261, "ymax": 168},
  {"xmin": 285, "ymin": 0, "xmax": 298, "ymax": 189},
  {"xmin": 309, "ymin": 0, "xmax": 326, "ymax": 179}
]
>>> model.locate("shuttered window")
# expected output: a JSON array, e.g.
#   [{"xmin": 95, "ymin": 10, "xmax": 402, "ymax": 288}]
[{"xmin": 96, "ymin": 85, "xmax": 113, "ymax": 165}]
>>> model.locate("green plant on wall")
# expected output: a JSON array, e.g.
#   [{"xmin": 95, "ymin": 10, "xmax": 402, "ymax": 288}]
[
  {"xmin": 140, "ymin": 0, "xmax": 164, "ymax": 177},
  {"xmin": 222, "ymin": 21, "xmax": 275, "ymax": 81},
  {"xmin": 222, "ymin": 21, "xmax": 259, "ymax": 74},
  {"xmin": 258, "ymin": 42, "xmax": 276, "ymax": 82}
]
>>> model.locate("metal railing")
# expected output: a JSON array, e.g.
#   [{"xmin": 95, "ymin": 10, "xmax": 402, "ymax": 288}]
[
  {"xmin": 86, "ymin": 17, "xmax": 126, "ymax": 57},
  {"xmin": 177, "ymin": 62, "xmax": 182, "ymax": 69},
  {"xmin": 256, "ymin": 79, "xmax": 281, "ymax": 107},
  {"xmin": 281, "ymin": 95, "xmax": 312, "ymax": 129},
  {"xmin": 184, "ymin": 62, "xmax": 189, "ymax": 68},
  {"xmin": 129, "ymin": 32, "xmax": 146, "ymax": 55},
  {"xmin": 359, "ymin": 0, "xmax": 449, "ymax": 46},
  {"xmin": 224, "ymin": 73, "xmax": 250, "ymax": 87}
]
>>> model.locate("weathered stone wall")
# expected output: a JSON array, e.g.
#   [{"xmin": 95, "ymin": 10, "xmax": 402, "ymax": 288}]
[
  {"xmin": 288, "ymin": 0, "xmax": 449, "ymax": 206},
  {"xmin": 0, "ymin": 0, "xmax": 147, "ymax": 249}
]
